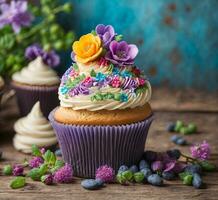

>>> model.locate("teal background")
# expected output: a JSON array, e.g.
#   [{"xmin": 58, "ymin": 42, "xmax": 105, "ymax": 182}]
[{"xmin": 59, "ymin": 0, "xmax": 218, "ymax": 91}]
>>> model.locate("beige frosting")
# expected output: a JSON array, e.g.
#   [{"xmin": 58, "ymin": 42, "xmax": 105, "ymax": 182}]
[
  {"xmin": 12, "ymin": 57, "xmax": 60, "ymax": 86},
  {"xmin": 59, "ymin": 61, "xmax": 152, "ymax": 111},
  {"xmin": 0, "ymin": 76, "xmax": 4, "ymax": 88},
  {"xmin": 13, "ymin": 101, "xmax": 57, "ymax": 153}
]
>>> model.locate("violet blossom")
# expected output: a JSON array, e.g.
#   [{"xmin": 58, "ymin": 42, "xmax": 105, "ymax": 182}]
[
  {"xmin": 54, "ymin": 163, "xmax": 73, "ymax": 183},
  {"xmin": 95, "ymin": 24, "xmax": 115, "ymax": 48},
  {"xmin": 25, "ymin": 44, "xmax": 43, "ymax": 60},
  {"xmin": 13, "ymin": 164, "xmax": 24, "ymax": 176},
  {"xmin": 122, "ymin": 77, "xmax": 138, "ymax": 90},
  {"xmin": 190, "ymin": 141, "xmax": 211, "ymax": 160},
  {"xmin": 105, "ymin": 41, "xmax": 138, "ymax": 66},
  {"xmin": 69, "ymin": 84, "xmax": 89, "ymax": 97},
  {"xmin": 0, "ymin": 0, "xmax": 33, "ymax": 33},
  {"xmin": 42, "ymin": 50, "xmax": 60, "ymax": 67},
  {"xmin": 29, "ymin": 156, "xmax": 43, "ymax": 169},
  {"xmin": 25, "ymin": 44, "xmax": 60, "ymax": 67},
  {"xmin": 95, "ymin": 165, "xmax": 114, "ymax": 183}
]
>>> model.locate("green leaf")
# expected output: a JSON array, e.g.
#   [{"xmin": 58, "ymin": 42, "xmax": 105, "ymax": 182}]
[
  {"xmin": 199, "ymin": 161, "xmax": 216, "ymax": 172},
  {"xmin": 48, "ymin": 152, "xmax": 56, "ymax": 166},
  {"xmin": 90, "ymin": 69, "xmax": 96, "ymax": 77},
  {"xmin": 39, "ymin": 164, "xmax": 48, "ymax": 175},
  {"xmin": 51, "ymin": 160, "xmax": 65, "ymax": 173},
  {"xmin": 28, "ymin": 164, "xmax": 48, "ymax": 181},
  {"xmin": 32, "ymin": 144, "xmax": 41, "ymax": 157},
  {"xmin": 0, "ymin": 34, "xmax": 15, "ymax": 50},
  {"xmin": 3, "ymin": 165, "xmax": 13, "ymax": 175},
  {"xmin": 10, "ymin": 177, "xmax": 26, "ymax": 189},
  {"xmin": 91, "ymin": 30, "xmax": 97, "ymax": 36},
  {"xmin": 28, "ymin": 168, "xmax": 42, "ymax": 181},
  {"xmin": 135, "ymin": 85, "xmax": 148, "ymax": 95},
  {"xmin": 43, "ymin": 150, "xmax": 52, "ymax": 163},
  {"xmin": 115, "ymin": 34, "xmax": 123, "ymax": 42}
]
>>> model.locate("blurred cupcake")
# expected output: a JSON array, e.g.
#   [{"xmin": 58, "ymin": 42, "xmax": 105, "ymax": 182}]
[
  {"xmin": 49, "ymin": 24, "xmax": 153, "ymax": 178},
  {"xmin": 11, "ymin": 56, "xmax": 60, "ymax": 117},
  {"xmin": 13, "ymin": 101, "xmax": 57, "ymax": 153}
]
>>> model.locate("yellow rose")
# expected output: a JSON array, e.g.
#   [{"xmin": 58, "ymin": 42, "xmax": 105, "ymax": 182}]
[{"xmin": 72, "ymin": 33, "xmax": 103, "ymax": 64}]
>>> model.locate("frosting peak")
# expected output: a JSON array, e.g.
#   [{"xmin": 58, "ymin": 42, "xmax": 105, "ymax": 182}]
[
  {"xmin": 58, "ymin": 24, "xmax": 151, "ymax": 111},
  {"xmin": 13, "ymin": 101, "xmax": 57, "ymax": 153},
  {"xmin": 12, "ymin": 56, "xmax": 60, "ymax": 86}
]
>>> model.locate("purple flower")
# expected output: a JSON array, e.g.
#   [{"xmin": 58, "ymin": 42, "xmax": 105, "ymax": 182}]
[
  {"xmin": 25, "ymin": 44, "xmax": 60, "ymax": 67},
  {"xmin": 190, "ymin": 141, "xmax": 211, "ymax": 160},
  {"xmin": 25, "ymin": 44, "xmax": 43, "ymax": 60},
  {"xmin": 40, "ymin": 148, "xmax": 46, "ymax": 154},
  {"xmin": 105, "ymin": 41, "xmax": 138, "ymax": 66},
  {"xmin": 164, "ymin": 161, "xmax": 186, "ymax": 173},
  {"xmin": 0, "ymin": 1, "xmax": 33, "ymax": 33},
  {"xmin": 41, "ymin": 174, "xmax": 54, "ymax": 185},
  {"xmin": 95, "ymin": 165, "xmax": 114, "ymax": 183},
  {"xmin": 54, "ymin": 163, "xmax": 73, "ymax": 183},
  {"xmin": 42, "ymin": 50, "xmax": 60, "ymax": 67},
  {"xmin": 122, "ymin": 77, "xmax": 137, "ymax": 90},
  {"xmin": 95, "ymin": 24, "xmax": 115, "ymax": 48},
  {"xmin": 151, "ymin": 161, "xmax": 163, "ymax": 172},
  {"xmin": 13, "ymin": 164, "xmax": 24, "ymax": 176},
  {"xmin": 29, "ymin": 156, "xmax": 44, "ymax": 169}
]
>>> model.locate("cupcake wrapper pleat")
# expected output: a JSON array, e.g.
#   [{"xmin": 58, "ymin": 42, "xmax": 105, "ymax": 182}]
[
  {"xmin": 49, "ymin": 109, "xmax": 153, "ymax": 178},
  {"xmin": 11, "ymin": 83, "xmax": 59, "ymax": 118}
]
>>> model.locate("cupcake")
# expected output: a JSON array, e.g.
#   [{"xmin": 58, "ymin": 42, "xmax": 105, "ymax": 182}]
[
  {"xmin": 49, "ymin": 24, "xmax": 153, "ymax": 178},
  {"xmin": 13, "ymin": 101, "xmax": 57, "ymax": 153},
  {"xmin": 11, "ymin": 56, "xmax": 60, "ymax": 118}
]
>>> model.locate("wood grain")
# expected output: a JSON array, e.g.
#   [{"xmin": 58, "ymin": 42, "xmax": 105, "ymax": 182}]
[{"xmin": 0, "ymin": 92, "xmax": 218, "ymax": 200}]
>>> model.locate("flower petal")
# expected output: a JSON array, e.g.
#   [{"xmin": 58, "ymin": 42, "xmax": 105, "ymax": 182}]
[{"xmin": 128, "ymin": 44, "xmax": 138, "ymax": 60}]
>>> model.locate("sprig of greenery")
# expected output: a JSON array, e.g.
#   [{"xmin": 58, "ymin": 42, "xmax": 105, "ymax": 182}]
[{"xmin": 0, "ymin": 0, "xmax": 75, "ymax": 76}]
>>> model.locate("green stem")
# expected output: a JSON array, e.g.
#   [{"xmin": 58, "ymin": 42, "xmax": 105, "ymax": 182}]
[
  {"xmin": 16, "ymin": 5, "xmax": 64, "ymax": 42},
  {"xmin": 181, "ymin": 153, "xmax": 198, "ymax": 164}
]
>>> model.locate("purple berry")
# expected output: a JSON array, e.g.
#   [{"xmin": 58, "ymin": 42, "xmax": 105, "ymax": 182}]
[
  {"xmin": 140, "ymin": 168, "xmax": 152, "ymax": 178},
  {"xmin": 166, "ymin": 149, "xmax": 181, "ymax": 160},
  {"xmin": 192, "ymin": 173, "xmax": 204, "ymax": 189},
  {"xmin": 139, "ymin": 160, "xmax": 150, "ymax": 170},
  {"xmin": 147, "ymin": 174, "xmax": 163, "ymax": 186},
  {"xmin": 162, "ymin": 171, "xmax": 175, "ymax": 180},
  {"xmin": 185, "ymin": 164, "xmax": 202, "ymax": 175},
  {"xmin": 129, "ymin": 165, "xmax": 138, "ymax": 173},
  {"xmin": 118, "ymin": 165, "xmax": 128, "ymax": 173}
]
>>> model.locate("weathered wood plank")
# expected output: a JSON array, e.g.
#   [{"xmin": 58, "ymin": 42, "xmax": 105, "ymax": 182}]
[{"xmin": 0, "ymin": 90, "xmax": 218, "ymax": 200}]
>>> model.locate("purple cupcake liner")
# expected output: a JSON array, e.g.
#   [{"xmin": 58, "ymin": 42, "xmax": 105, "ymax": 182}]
[
  {"xmin": 11, "ymin": 82, "xmax": 59, "ymax": 118},
  {"xmin": 49, "ymin": 109, "xmax": 153, "ymax": 178}
]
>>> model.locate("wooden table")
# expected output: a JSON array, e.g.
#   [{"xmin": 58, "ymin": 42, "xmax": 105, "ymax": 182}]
[{"xmin": 0, "ymin": 88, "xmax": 218, "ymax": 200}]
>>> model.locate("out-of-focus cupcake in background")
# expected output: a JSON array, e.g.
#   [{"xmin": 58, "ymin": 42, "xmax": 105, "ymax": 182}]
[
  {"xmin": 13, "ymin": 101, "xmax": 57, "ymax": 153},
  {"xmin": 11, "ymin": 44, "xmax": 60, "ymax": 118}
]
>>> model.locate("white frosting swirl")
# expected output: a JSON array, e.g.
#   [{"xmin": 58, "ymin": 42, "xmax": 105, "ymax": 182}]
[
  {"xmin": 59, "ymin": 83, "xmax": 151, "ymax": 111},
  {"xmin": 59, "ymin": 61, "xmax": 152, "ymax": 111},
  {"xmin": 12, "ymin": 57, "xmax": 60, "ymax": 86},
  {"xmin": 13, "ymin": 101, "xmax": 57, "ymax": 153}
]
